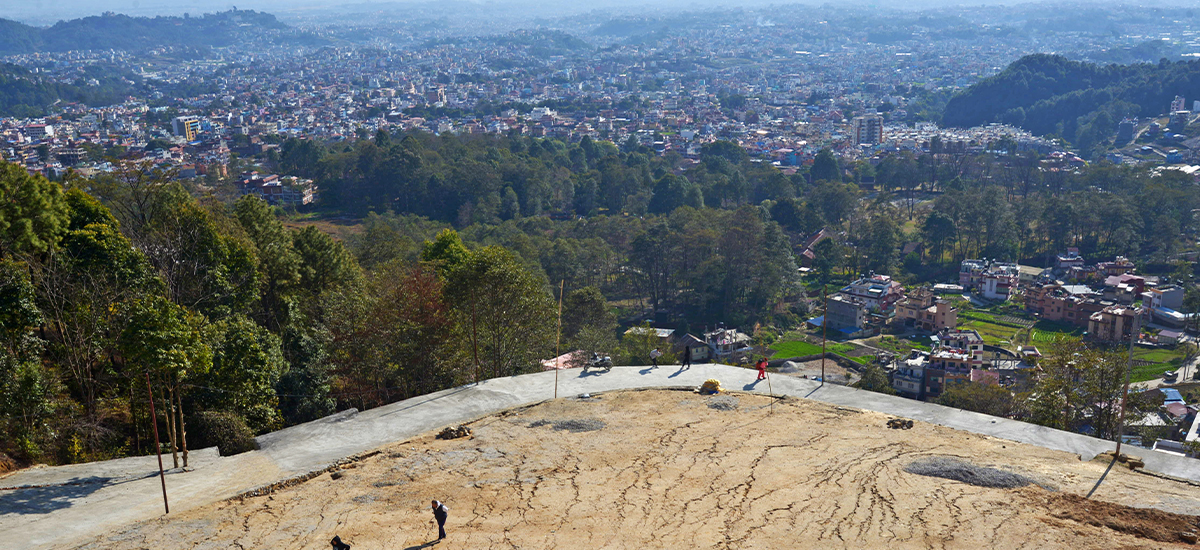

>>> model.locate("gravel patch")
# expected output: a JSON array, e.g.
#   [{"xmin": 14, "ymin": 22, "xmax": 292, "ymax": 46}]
[
  {"xmin": 707, "ymin": 395, "xmax": 739, "ymax": 411},
  {"xmin": 905, "ymin": 456, "xmax": 1035, "ymax": 489},
  {"xmin": 528, "ymin": 419, "xmax": 606, "ymax": 432}
]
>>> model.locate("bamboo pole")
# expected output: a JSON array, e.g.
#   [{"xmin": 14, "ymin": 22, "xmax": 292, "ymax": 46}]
[
  {"xmin": 555, "ymin": 280, "xmax": 564, "ymax": 399},
  {"xmin": 145, "ymin": 372, "xmax": 169, "ymax": 514}
]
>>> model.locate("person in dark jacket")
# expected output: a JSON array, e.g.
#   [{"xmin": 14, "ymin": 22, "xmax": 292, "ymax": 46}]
[
  {"xmin": 432, "ymin": 500, "xmax": 449, "ymax": 540},
  {"xmin": 331, "ymin": 535, "xmax": 351, "ymax": 550}
]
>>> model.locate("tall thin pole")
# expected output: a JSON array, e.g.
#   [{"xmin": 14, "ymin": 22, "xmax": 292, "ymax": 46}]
[
  {"xmin": 145, "ymin": 372, "xmax": 169, "ymax": 515},
  {"xmin": 471, "ymin": 291, "xmax": 480, "ymax": 383},
  {"xmin": 1114, "ymin": 310, "xmax": 1141, "ymax": 458},
  {"xmin": 555, "ymin": 280, "xmax": 564, "ymax": 399},
  {"xmin": 821, "ymin": 288, "xmax": 828, "ymax": 388}
]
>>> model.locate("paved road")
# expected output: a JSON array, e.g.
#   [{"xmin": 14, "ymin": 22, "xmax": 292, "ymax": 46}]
[{"xmin": 4, "ymin": 363, "xmax": 1200, "ymax": 549}]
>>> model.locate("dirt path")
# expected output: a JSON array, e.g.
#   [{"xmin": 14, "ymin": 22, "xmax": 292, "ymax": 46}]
[{"xmin": 75, "ymin": 390, "xmax": 1200, "ymax": 550}]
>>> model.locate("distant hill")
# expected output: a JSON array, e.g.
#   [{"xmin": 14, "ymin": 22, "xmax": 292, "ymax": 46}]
[
  {"xmin": 0, "ymin": 62, "xmax": 142, "ymax": 117},
  {"xmin": 0, "ymin": 10, "xmax": 295, "ymax": 55},
  {"xmin": 942, "ymin": 54, "xmax": 1200, "ymax": 151}
]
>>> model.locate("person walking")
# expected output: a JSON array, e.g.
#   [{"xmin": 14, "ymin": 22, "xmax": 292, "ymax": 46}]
[
  {"xmin": 682, "ymin": 346, "xmax": 692, "ymax": 368},
  {"xmin": 432, "ymin": 500, "xmax": 449, "ymax": 540},
  {"xmin": 650, "ymin": 347, "xmax": 662, "ymax": 368},
  {"xmin": 755, "ymin": 357, "xmax": 768, "ymax": 381}
]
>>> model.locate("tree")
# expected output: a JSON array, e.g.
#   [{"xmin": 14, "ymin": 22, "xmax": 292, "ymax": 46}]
[
  {"xmin": 328, "ymin": 262, "xmax": 455, "ymax": 408},
  {"xmin": 621, "ymin": 321, "xmax": 675, "ymax": 366},
  {"xmin": 865, "ymin": 216, "xmax": 900, "ymax": 274},
  {"xmin": 0, "ymin": 161, "xmax": 69, "ymax": 257},
  {"xmin": 118, "ymin": 295, "xmax": 211, "ymax": 468},
  {"xmin": 921, "ymin": 211, "xmax": 956, "ymax": 264},
  {"xmin": 193, "ymin": 315, "xmax": 285, "ymax": 433},
  {"xmin": 562, "ymin": 286, "xmax": 617, "ymax": 342},
  {"xmin": 445, "ymin": 246, "xmax": 555, "ymax": 379},
  {"xmin": 293, "ymin": 225, "xmax": 360, "ymax": 299},
  {"xmin": 808, "ymin": 181, "xmax": 856, "ymax": 225},
  {"xmin": 236, "ymin": 196, "xmax": 301, "ymax": 332},
  {"xmin": 1027, "ymin": 339, "xmax": 1162, "ymax": 440},
  {"xmin": 420, "ymin": 228, "xmax": 470, "ymax": 273},
  {"xmin": 937, "ymin": 382, "xmax": 1020, "ymax": 418},
  {"xmin": 812, "ymin": 237, "xmax": 838, "ymax": 284},
  {"xmin": 810, "ymin": 149, "xmax": 841, "ymax": 183},
  {"xmin": 853, "ymin": 364, "xmax": 895, "ymax": 394},
  {"xmin": 145, "ymin": 189, "xmax": 258, "ymax": 319}
]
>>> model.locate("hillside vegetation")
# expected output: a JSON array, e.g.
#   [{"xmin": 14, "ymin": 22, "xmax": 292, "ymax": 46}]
[
  {"xmin": 942, "ymin": 54, "xmax": 1200, "ymax": 153},
  {"xmin": 0, "ymin": 10, "xmax": 293, "ymax": 55}
]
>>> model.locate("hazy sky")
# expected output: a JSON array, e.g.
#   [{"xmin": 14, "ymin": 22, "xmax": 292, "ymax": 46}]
[{"xmin": 4, "ymin": 0, "xmax": 1003, "ymax": 26}]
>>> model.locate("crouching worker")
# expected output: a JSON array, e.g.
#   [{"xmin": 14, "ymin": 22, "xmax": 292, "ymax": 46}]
[{"xmin": 432, "ymin": 500, "xmax": 449, "ymax": 540}]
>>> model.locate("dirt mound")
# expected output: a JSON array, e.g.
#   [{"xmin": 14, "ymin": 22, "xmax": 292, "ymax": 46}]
[
  {"xmin": 707, "ymin": 395, "xmax": 738, "ymax": 410},
  {"xmin": 1045, "ymin": 492, "xmax": 1200, "ymax": 544},
  {"xmin": 528, "ymin": 418, "xmax": 605, "ymax": 432},
  {"xmin": 436, "ymin": 426, "xmax": 472, "ymax": 440},
  {"xmin": 904, "ymin": 456, "xmax": 1036, "ymax": 489}
]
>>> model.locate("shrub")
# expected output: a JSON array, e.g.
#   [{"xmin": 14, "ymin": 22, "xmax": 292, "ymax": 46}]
[{"xmin": 191, "ymin": 411, "xmax": 258, "ymax": 456}]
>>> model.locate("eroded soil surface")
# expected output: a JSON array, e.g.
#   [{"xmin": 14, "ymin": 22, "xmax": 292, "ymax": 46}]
[{"xmin": 75, "ymin": 390, "xmax": 1200, "ymax": 549}]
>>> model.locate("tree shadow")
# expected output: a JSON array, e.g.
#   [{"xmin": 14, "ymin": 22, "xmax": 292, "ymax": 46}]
[{"xmin": 0, "ymin": 476, "xmax": 111, "ymax": 515}]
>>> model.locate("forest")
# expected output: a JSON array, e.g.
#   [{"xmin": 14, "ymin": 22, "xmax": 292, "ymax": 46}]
[
  {"xmin": 7, "ymin": 124, "xmax": 1200, "ymax": 468},
  {"xmin": 942, "ymin": 53, "xmax": 1200, "ymax": 154}
]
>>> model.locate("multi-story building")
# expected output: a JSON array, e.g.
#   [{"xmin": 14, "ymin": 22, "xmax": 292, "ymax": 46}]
[
  {"xmin": 1097, "ymin": 256, "xmax": 1135, "ymax": 277},
  {"xmin": 237, "ymin": 172, "xmax": 316, "ymax": 206},
  {"xmin": 1145, "ymin": 284, "xmax": 1185, "ymax": 311},
  {"xmin": 894, "ymin": 287, "xmax": 958, "ymax": 332},
  {"xmin": 24, "ymin": 124, "xmax": 54, "ymax": 139},
  {"xmin": 1024, "ymin": 283, "xmax": 1108, "ymax": 327},
  {"xmin": 839, "ymin": 272, "xmax": 904, "ymax": 312},
  {"xmin": 960, "ymin": 259, "xmax": 1018, "ymax": 301},
  {"xmin": 826, "ymin": 294, "xmax": 868, "ymax": 336},
  {"xmin": 895, "ymin": 328, "xmax": 989, "ymax": 400},
  {"xmin": 851, "ymin": 114, "xmax": 883, "ymax": 145},
  {"xmin": 1055, "ymin": 248, "xmax": 1085, "ymax": 270},
  {"xmin": 1088, "ymin": 305, "xmax": 1139, "ymax": 343},
  {"xmin": 981, "ymin": 263, "xmax": 1019, "ymax": 301},
  {"xmin": 172, "ymin": 116, "xmax": 201, "ymax": 141}
]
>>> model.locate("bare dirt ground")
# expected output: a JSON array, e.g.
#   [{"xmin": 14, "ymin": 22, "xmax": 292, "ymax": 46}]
[
  {"xmin": 778, "ymin": 359, "xmax": 859, "ymax": 385},
  {"xmin": 74, "ymin": 390, "xmax": 1200, "ymax": 549}
]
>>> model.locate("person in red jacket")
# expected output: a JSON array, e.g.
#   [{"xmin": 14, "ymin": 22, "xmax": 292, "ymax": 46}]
[{"xmin": 755, "ymin": 357, "xmax": 768, "ymax": 381}]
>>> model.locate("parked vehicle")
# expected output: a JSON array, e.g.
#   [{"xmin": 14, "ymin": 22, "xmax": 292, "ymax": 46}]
[{"xmin": 587, "ymin": 352, "xmax": 613, "ymax": 372}]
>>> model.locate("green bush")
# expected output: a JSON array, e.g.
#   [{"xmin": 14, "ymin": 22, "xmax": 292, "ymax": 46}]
[{"xmin": 191, "ymin": 411, "xmax": 258, "ymax": 456}]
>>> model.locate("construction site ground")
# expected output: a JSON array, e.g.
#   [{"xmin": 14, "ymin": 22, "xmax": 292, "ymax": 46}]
[
  {"xmin": 67, "ymin": 390, "xmax": 1200, "ymax": 549},
  {"xmin": 4, "ymin": 363, "xmax": 1200, "ymax": 549}
]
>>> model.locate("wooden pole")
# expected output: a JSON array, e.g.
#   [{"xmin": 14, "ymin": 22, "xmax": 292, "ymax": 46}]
[
  {"xmin": 471, "ymin": 291, "xmax": 480, "ymax": 384},
  {"xmin": 145, "ymin": 372, "xmax": 169, "ymax": 514},
  {"xmin": 821, "ymin": 288, "xmax": 828, "ymax": 388},
  {"xmin": 555, "ymin": 280, "xmax": 564, "ymax": 399},
  {"xmin": 766, "ymin": 370, "xmax": 774, "ymax": 414},
  {"xmin": 1114, "ymin": 310, "xmax": 1141, "ymax": 458}
]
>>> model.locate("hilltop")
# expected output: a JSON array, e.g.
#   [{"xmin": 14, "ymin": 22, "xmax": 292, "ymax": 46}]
[
  {"xmin": 942, "ymin": 54, "xmax": 1200, "ymax": 153},
  {"xmin": 68, "ymin": 390, "xmax": 1200, "ymax": 549},
  {"xmin": 0, "ymin": 10, "xmax": 309, "ymax": 55}
]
